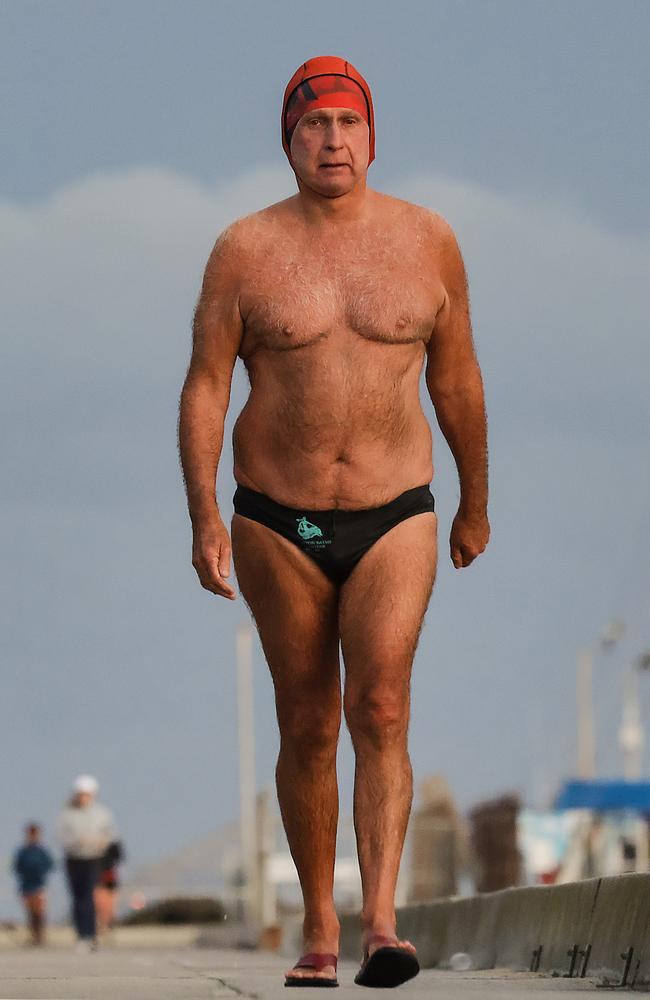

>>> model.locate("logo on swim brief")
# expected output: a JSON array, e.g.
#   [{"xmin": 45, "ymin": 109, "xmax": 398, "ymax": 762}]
[{"xmin": 296, "ymin": 516, "xmax": 323, "ymax": 541}]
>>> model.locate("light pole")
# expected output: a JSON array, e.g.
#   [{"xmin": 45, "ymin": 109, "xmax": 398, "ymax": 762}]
[
  {"xmin": 619, "ymin": 652, "xmax": 650, "ymax": 873},
  {"xmin": 619, "ymin": 669, "xmax": 644, "ymax": 781},
  {"xmin": 576, "ymin": 620, "xmax": 625, "ymax": 779},
  {"xmin": 237, "ymin": 621, "xmax": 257, "ymax": 925},
  {"xmin": 618, "ymin": 652, "xmax": 650, "ymax": 780}
]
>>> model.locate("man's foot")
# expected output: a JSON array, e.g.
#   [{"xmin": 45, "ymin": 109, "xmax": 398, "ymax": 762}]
[
  {"xmin": 285, "ymin": 952, "xmax": 338, "ymax": 987},
  {"xmin": 355, "ymin": 933, "xmax": 419, "ymax": 988}
]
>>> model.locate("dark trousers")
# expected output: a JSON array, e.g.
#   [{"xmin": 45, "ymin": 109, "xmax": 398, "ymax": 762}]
[{"xmin": 65, "ymin": 858, "xmax": 100, "ymax": 939}]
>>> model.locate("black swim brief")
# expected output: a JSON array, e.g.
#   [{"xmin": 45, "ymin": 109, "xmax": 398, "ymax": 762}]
[{"xmin": 233, "ymin": 484, "xmax": 435, "ymax": 584}]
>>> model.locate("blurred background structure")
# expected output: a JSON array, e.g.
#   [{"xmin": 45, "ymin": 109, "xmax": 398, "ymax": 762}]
[{"xmin": 1, "ymin": 0, "xmax": 648, "ymax": 940}]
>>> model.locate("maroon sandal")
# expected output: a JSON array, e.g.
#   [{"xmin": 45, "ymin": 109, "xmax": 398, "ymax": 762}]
[
  {"xmin": 285, "ymin": 952, "xmax": 339, "ymax": 988},
  {"xmin": 354, "ymin": 934, "xmax": 420, "ymax": 988}
]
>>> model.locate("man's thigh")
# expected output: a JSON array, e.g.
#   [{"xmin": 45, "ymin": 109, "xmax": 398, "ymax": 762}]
[
  {"xmin": 231, "ymin": 515, "xmax": 341, "ymax": 718},
  {"xmin": 339, "ymin": 512, "xmax": 437, "ymax": 699}
]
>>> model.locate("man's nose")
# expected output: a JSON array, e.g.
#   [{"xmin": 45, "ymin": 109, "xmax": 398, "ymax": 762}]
[{"xmin": 324, "ymin": 124, "xmax": 344, "ymax": 149}]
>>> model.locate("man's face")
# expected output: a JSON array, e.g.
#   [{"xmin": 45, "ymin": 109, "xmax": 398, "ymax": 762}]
[{"xmin": 289, "ymin": 107, "xmax": 370, "ymax": 197}]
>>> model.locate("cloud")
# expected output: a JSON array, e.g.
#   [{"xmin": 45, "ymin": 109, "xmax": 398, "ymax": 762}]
[
  {"xmin": 1, "ymin": 167, "xmax": 292, "ymax": 411},
  {"xmin": 3, "ymin": 164, "xmax": 647, "ymax": 443},
  {"xmin": 397, "ymin": 173, "xmax": 650, "ymax": 441}
]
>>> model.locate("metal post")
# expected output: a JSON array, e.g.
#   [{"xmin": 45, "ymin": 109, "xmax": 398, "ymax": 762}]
[
  {"xmin": 256, "ymin": 787, "xmax": 278, "ymax": 927},
  {"xmin": 576, "ymin": 622, "xmax": 625, "ymax": 780},
  {"xmin": 619, "ymin": 656, "xmax": 649, "ymax": 873},
  {"xmin": 577, "ymin": 648, "xmax": 596, "ymax": 779},
  {"xmin": 619, "ymin": 667, "xmax": 644, "ymax": 781},
  {"xmin": 635, "ymin": 653, "xmax": 650, "ymax": 872},
  {"xmin": 237, "ymin": 621, "xmax": 257, "ymax": 926}
]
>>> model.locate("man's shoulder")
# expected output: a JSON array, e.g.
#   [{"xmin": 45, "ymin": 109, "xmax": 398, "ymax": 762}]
[
  {"xmin": 213, "ymin": 198, "xmax": 296, "ymax": 261},
  {"xmin": 372, "ymin": 192, "xmax": 455, "ymax": 243}
]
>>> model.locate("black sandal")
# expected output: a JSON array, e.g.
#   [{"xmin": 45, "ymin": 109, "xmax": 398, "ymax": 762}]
[{"xmin": 354, "ymin": 935, "xmax": 419, "ymax": 988}]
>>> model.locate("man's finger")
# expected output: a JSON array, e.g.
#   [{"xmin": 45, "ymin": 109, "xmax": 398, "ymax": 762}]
[
  {"xmin": 205, "ymin": 565, "xmax": 236, "ymax": 598},
  {"xmin": 451, "ymin": 544, "xmax": 480, "ymax": 569},
  {"xmin": 205, "ymin": 574, "xmax": 236, "ymax": 599},
  {"xmin": 218, "ymin": 545, "xmax": 231, "ymax": 579},
  {"xmin": 193, "ymin": 555, "xmax": 236, "ymax": 598}
]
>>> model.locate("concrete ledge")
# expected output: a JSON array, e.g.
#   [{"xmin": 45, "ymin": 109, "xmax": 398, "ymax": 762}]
[
  {"xmin": 333, "ymin": 874, "xmax": 650, "ymax": 982},
  {"xmin": 586, "ymin": 873, "xmax": 650, "ymax": 983}
]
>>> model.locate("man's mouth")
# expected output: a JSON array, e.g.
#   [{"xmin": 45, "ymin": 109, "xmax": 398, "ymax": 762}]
[{"xmin": 320, "ymin": 163, "xmax": 348, "ymax": 169}]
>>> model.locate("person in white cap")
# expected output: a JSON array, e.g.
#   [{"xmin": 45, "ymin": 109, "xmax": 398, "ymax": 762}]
[{"xmin": 56, "ymin": 776, "xmax": 117, "ymax": 949}]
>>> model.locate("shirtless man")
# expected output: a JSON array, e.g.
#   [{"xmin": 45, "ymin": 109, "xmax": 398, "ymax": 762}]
[{"xmin": 179, "ymin": 56, "xmax": 489, "ymax": 988}]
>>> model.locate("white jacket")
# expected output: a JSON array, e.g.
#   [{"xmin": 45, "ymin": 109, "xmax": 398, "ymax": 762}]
[{"xmin": 56, "ymin": 802, "xmax": 117, "ymax": 860}]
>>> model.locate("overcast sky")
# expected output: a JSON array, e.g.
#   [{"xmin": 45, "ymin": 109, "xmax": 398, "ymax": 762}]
[{"xmin": 1, "ymin": 0, "xmax": 649, "ymax": 918}]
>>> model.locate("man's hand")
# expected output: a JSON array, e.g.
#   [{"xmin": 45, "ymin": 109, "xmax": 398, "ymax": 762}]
[
  {"xmin": 450, "ymin": 509, "xmax": 490, "ymax": 569},
  {"xmin": 192, "ymin": 516, "xmax": 236, "ymax": 599}
]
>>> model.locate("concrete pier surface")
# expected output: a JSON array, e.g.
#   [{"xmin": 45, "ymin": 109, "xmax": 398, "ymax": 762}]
[{"xmin": 0, "ymin": 943, "xmax": 617, "ymax": 999}]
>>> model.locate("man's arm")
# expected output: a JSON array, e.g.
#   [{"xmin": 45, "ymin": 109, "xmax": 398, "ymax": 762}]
[
  {"xmin": 426, "ymin": 220, "xmax": 490, "ymax": 568},
  {"xmin": 178, "ymin": 229, "xmax": 244, "ymax": 598}
]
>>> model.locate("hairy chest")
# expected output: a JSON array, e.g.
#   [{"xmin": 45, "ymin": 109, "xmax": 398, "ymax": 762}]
[{"xmin": 239, "ymin": 236, "xmax": 442, "ymax": 355}]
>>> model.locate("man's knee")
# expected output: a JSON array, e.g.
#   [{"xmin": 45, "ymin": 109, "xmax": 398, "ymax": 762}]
[
  {"xmin": 277, "ymin": 699, "xmax": 341, "ymax": 760},
  {"xmin": 344, "ymin": 687, "xmax": 409, "ymax": 747}
]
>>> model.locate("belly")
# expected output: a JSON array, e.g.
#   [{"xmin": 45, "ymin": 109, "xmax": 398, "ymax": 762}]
[{"xmin": 232, "ymin": 347, "xmax": 434, "ymax": 508}]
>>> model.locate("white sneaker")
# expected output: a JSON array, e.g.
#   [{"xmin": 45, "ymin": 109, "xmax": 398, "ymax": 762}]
[{"xmin": 74, "ymin": 938, "xmax": 98, "ymax": 953}]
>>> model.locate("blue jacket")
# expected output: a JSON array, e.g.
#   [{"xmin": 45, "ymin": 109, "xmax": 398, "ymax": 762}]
[{"xmin": 13, "ymin": 844, "xmax": 54, "ymax": 894}]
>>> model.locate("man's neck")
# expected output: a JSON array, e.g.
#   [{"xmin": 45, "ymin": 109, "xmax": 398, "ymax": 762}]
[{"xmin": 295, "ymin": 177, "xmax": 370, "ymax": 225}]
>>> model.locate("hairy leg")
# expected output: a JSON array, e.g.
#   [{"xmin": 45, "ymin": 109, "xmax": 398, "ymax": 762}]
[
  {"xmin": 339, "ymin": 512, "xmax": 437, "ymax": 951},
  {"xmin": 232, "ymin": 515, "xmax": 341, "ymax": 980}
]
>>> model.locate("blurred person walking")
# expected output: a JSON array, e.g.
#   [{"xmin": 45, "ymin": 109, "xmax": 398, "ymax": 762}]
[
  {"xmin": 94, "ymin": 839, "xmax": 125, "ymax": 937},
  {"xmin": 56, "ymin": 775, "xmax": 117, "ymax": 950},
  {"xmin": 12, "ymin": 823, "xmax": 54, "ymax": 945}
]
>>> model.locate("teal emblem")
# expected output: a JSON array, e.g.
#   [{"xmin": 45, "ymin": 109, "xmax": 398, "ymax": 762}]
[{"xmin": 296, "ymin": 516, "xmax": 323, "ymax": 541}]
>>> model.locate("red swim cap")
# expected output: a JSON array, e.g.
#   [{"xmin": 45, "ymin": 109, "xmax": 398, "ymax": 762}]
[{"xmin": 282, "ymin": 56, "xmax": 375, "ymax": 165}]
